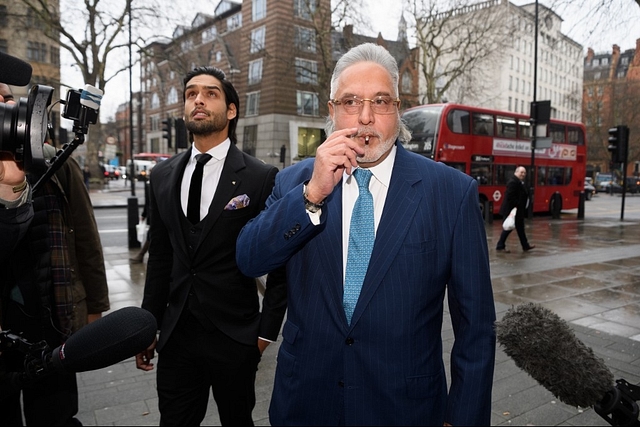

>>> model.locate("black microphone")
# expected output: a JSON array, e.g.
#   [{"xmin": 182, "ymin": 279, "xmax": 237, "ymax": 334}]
[
  {"xmin": 0, "ymin": 51, "xmax": 33, "ymax": 86},
  {"xmin": 48, "ymin": 306, "xmax": 157, "ymax": 373},
  {"xmin": 495, "ymin": 303, "xmax": 614, "ymax": 408}
]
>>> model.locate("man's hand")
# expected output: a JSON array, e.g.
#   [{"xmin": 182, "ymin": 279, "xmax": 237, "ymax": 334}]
[
  {"xmin": 0, "ymin": 153, "xmax": 26, "ymax": 201},
  {"xmin": 87, "ymin": 313, "xmax": 102, "ymax": 324},
  {"xmin": 305, "ymin": 127, "xmax": 362, "ymax": 204},
  {"xmin": 135, "ymin": 337, "xmax": 157, "ymax": 371},
  {"xmin": 257, "ymin": 338, "xmax": 270, "ymax": 355}
]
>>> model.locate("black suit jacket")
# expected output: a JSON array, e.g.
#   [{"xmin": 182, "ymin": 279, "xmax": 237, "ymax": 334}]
[
  {"xmin": 142, "ymin": 144, "xmax": 287, "ymax": 350},
  {"xmin": 500, "ymin": 175, "xmax": 529, "ymax": 218}
]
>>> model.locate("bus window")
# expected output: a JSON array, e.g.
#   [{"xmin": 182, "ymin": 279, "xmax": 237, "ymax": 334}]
[
  {"xmin": 518, "ymin": 119, "xmax": 531, "ymax": 139},
  {"xmin": 472, "ymin": 113, "xmax": 494, "ymax": 136},
  {"xmin": 565, "ymin": 167, "xmax": 573, "ymax": 185},
  {"xmin": 402, "ymin": 106, "xmax": 442, "ymax": 156},
  {"xmin": 537, "ymin": 166, "xmax": 547, "ymax": 186},
  {"xmin": 446, "ymin": 109, "xmax": 470, "ymax": 134},
  {"xmin": 549, "ymin": 123, "xmax": 565, "ymax": 143},
  {"xmin": 471, "ymin": 163, "xmax": 492, "ymax": 185},
  {"xmin": 496, "ymin": 164, "xmax": 516, "ymax": 185},
  {"xmin": 568, "ymin": 126, "xmax": 584, "ymax": 145},
  {"xmin": 548, "ymin": 167, "xmax": 564, "ymax": 185},
  {"xmin": 496, "ymin": 116, "xmax": 517, "ymax": 138}
]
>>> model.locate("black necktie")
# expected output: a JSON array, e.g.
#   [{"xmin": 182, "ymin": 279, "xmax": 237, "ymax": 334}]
[{"xmin": 187, "ymin": 153, "xmax": 212, "ymax": 224}]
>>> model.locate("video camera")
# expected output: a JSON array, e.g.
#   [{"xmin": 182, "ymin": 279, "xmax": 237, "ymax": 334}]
[{"xmin": 0, "ymin": 51, "xmax": 103, "ymax": 191}]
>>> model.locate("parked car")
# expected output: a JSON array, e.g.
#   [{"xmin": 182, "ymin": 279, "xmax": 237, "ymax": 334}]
[
  {"xmin": 584, "ymin": 178, "xmax": 595, "ymax": 200},
  {"xmin": 594, "ymin": 173, "xmax": 613, "ymax": 193},
  {"xmin": 609, "ymin": 177, "xmax": 640, "ymax": 194}
]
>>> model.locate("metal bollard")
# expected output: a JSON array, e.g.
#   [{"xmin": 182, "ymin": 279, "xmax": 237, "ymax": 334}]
[
  {"xmin": 577, "ymin": 191, "xmax": 585, "ymax": 219},
  {"xmin": 128, "ymin": 196, "xmax": 141, "ymax": 249},
  {"xmin": 483, "ymin": 200, "xmax": 493, "ymax": 224}
]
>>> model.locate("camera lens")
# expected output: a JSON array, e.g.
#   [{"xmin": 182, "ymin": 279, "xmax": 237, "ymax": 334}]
[{"xmin": 0, "ymin": 98, "xmax": 29, "ymax": 160}]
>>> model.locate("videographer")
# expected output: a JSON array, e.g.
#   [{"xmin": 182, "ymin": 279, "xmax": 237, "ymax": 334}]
[{"xmin": 0, "ymin": 80, "xmax": 110, "ymax": 426}]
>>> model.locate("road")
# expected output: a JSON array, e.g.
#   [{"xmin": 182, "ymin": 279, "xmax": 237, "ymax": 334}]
[{"xmin": 93, "ymin": 191, "xmax": 640, "ymax": 248}]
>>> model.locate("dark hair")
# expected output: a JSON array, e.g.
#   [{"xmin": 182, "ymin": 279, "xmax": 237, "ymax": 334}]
[{"xmin": 183, "ymin": 66, "xmax": 240, "ymax": 144}]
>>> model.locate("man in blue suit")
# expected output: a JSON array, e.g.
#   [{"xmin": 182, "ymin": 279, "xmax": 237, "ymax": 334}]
[{"xmin": 236, "ymin": 43, "xmax": 495, "ymax": 426}]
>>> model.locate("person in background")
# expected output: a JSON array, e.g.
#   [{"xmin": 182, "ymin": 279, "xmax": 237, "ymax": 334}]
[
  {"xmin": 0, "ymin": 81, "xmax": 110, "ymax": 425},
  {"xmin": 236, "ymin": 43, "xmax": 495, "ymax": 426},
  {"xmin": 130, "ymin": 175, "xmax": 150, "ymax": 263},
  {"xmin": 135, "ymin": 67, "xmax": 287, "ymax": 426},
  {"xmin": 496, "ymin": 165, "xmax": 535, "ymax": 253}
]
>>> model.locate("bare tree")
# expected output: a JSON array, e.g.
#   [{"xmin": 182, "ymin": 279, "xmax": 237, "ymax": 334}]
[
  {"xmin": 16, "ymin": 0, "xmax": 167, "ymax": 178},
  {"xmin": 405, "ymin": 0, "xmax": 515, "ymax": 105}
]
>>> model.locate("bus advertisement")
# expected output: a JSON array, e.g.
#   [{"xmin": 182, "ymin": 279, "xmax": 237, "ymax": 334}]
[{"xmin": 401, "ymin": 103, "xmax": 587, "ymax": 215}]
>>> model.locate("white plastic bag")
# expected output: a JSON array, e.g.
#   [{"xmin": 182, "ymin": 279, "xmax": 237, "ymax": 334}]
[
  {"xmin": 502, "ymin": 208, "xmax": 517, "ymax": 231},
  {"xmin": 136, "ymin": 217, "xmax": 149, "ymax": 242}
]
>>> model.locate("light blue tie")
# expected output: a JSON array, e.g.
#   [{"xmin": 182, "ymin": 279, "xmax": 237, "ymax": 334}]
[{"xmin": 343, "ymin": 168, "xmax": 375, "ymax": 325}]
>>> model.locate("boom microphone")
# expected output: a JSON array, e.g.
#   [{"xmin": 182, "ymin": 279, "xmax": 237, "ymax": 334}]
[
  {"xmin": 0, "ymin": 51, "xmax": 33, "ymax": 86},
  {"xmin": 48, "ymin": 306, "xmax": 157, "ymax": 373},
  {"xmin": 495, "ymin": 303, "xmax": 614, "ymax": 408}
]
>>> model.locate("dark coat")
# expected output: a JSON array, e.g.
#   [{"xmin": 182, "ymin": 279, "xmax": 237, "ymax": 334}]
[{"xmin": 142, "ymin": 144, "xmax": 287, "ymax": 350}]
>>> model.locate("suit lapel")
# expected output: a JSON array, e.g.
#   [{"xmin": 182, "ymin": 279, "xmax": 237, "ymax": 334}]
[
  {"xmin": 195, "ymin": 144, "xmax": 244, "ymax": 253},
  {"xmin": 349, "ymin": 145, "xmax": 423, "ymax": 329},
  {"xmin": 313, "ymin": 180, "xmax": 348, "ymax": 329},
  {"xmin": 165, "ymin": 149, "xmax": 192, "ymax": 260}
]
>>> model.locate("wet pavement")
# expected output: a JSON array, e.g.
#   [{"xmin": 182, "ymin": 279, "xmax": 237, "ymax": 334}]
[{"xmin": 76, "ymin": 188, "xmax": 640, "ymax": 426}]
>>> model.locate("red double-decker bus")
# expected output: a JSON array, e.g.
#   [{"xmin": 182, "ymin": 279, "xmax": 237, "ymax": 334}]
[{"xmin": 401, "ymin": 103, "xmax": 587, "ymax": 215}]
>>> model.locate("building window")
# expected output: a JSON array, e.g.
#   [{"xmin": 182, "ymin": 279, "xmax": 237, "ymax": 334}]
[
  {"xmin": 297, "ymin": 91, "xmax": 319, "ymax": 116},
  {"xmin": 50, "ymin": 46, "xmax": 60, "ymax": 66},
  {"xmin": 202, "ymin": 27, "xmax": 217, "ymax": 44},
  {"xmin": 295, "ymin": 26, "xmax": 316, "ymax": 53},
  {"xmin": 0, "ymin": 39, "xmax": 7, "ymax": 53},
  {"xmin": 621, "ymin": 57, "xmax": 629, "ymax": 65},
  {"xmin": 27, "ymin": 41, "xmax": 47, "ymax": 62},
  {"xmin": 297, "ymin": 127, "xmax": 323, "ymax": 158},
  {"xmin": 252, "ymin": 0, "xmax": 267, "ymax": 21},
  {"xmin": 243, "ymin": 125, "xmax": 258, "ymax": 156},
  {"xmin": 246, "ymin": 91, "xmax": 260, "ymax": 116},
  {"xmin": 227, "ymin": 13, "xmax": 242, "ymax": 31},
  {"xmin": 250, "ymin": 26, "xmax": 266, "ymax": 53},
  {"xmin": 167, "ymin": 87, "xmax": 178, "ymax": 105},
  {"xmin": 294, "ymin": 0, "xmax": 315, "ymax": 20},
  {"xmin": 594, "ymin": 72, "xmax": 601, "ymax": 80},
  {"xmin": 0, "ymin": 6, "xmax": 7, "ymax": 27},
  {"xmin": 151, "ymin": 93, "xmax": 160, "ymax": 109},
  {"xmin": 601, "ymin": 57, "xmax": 609, "ymax": 65},
  {"xmin": 295, "ymin": 58, "xmax": 318, "ymax": 84},
  {"xmin": 248, "ymin": 58, "xmax": 263, "ymax": 85},
  {"xmin": 401, "ymin": 71, "xmax": 412, "ymax": 93}
]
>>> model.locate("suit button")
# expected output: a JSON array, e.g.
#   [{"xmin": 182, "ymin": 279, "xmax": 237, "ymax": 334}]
[
  {"xmin": 190, "ymin": 229, "xmax": 196, "ymax": 234},
  {"xmin": 345, "ymin": 338, "xmax": 354, "ymax": 345},
  {"xmin": 338, "ymin": 381, "xmax": 344, "ymax": 388}
]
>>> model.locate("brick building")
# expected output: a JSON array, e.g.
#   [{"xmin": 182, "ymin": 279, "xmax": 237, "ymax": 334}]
[
  {"xmin": 583, "ymin": 39, "xmax": 640, "ymax": 177},
  {"xmin": 137, "ymin": 0, "xmax": 418, "ymax": 167}
]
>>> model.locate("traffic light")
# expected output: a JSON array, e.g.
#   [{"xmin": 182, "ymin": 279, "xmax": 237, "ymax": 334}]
[
  {"xmin": 608, "ymin": 125, "xmax": 629, "ymax": 163},
  {"xmin": 162, "ymin": 118, "xmax": 173, "ymax": 148},
  {"xmin": 174, "ymin": 118, "xmax": 188, "ymax": 149}
]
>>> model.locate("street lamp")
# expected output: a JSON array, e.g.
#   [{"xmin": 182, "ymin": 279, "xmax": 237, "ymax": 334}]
[{"xmin": 127, "ymin": 0, "xmax": 140, "ymax": 249}]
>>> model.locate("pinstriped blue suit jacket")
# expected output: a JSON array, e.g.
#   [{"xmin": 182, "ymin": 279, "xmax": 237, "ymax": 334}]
[{"xmin": 237, "ymin": 143, "xmax": 496, "ymax": 426}]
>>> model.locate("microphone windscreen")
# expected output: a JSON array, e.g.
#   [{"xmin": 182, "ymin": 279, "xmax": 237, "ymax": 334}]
[
  {"xmin": 0, "ymin": 51, "xmax": 33, "ymax": 86},
  {"xmin": 495, "ymin": 303, "xmax": 614, "ymax": 408},
  {"xmin": 50, "ymin": 306, "xmax": 157, "ymax": 373}
]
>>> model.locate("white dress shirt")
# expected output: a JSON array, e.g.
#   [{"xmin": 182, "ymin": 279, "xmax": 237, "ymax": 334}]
[
  {"xmin": 180, "ymin": 139, "xmax": 230, "ymax": 221},
  {"xmin": 341, "ymin": 145, "xmax": 397, "ymax": 281}
]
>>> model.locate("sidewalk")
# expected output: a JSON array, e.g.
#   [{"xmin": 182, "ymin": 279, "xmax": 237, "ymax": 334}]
[{"xmin": 78, "ymin": 191, "xmax": 640, "ymax": 426}]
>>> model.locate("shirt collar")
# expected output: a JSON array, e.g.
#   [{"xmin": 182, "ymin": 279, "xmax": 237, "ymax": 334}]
[
  {"xmin": 190, "ymin": 138, "xmax": 231, "ymax": 164},
  {"xmin": 344, "ymin": 144, "xmax": 397, "ymax": 188}
]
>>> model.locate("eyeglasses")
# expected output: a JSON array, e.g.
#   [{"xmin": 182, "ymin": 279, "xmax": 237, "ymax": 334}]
[{"xmin": 330, "ymin": 95, "xmax": 400, "ymax": 115}]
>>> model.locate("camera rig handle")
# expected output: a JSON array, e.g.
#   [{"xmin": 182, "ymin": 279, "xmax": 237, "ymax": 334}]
[{"xmin": 32, "ymin": 85, "xmax": 102, "ymax": 193}]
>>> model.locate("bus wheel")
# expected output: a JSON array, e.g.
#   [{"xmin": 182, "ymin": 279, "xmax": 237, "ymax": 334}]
[{"xmin": 550, "ymin": 192, "xmax": 562, "ymax": 218}]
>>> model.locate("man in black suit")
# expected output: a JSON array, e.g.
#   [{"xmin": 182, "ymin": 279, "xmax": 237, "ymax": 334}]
[
  {"xmin": 135, "ymin": 67, "xmax": 287, "ymax": 426},
  {"xmin": 496, "ymin": 166, "xmax": 535, "ymax": 253}
]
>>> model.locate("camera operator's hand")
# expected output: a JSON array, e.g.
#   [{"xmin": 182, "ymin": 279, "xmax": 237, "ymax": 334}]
[
  {"xmin": 0, "ymin": 153, "xmax": 26, "ymax": 201},
  {"xmin": 0, "ymin": 83, "xmax": 27, "ymax": 201}
]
